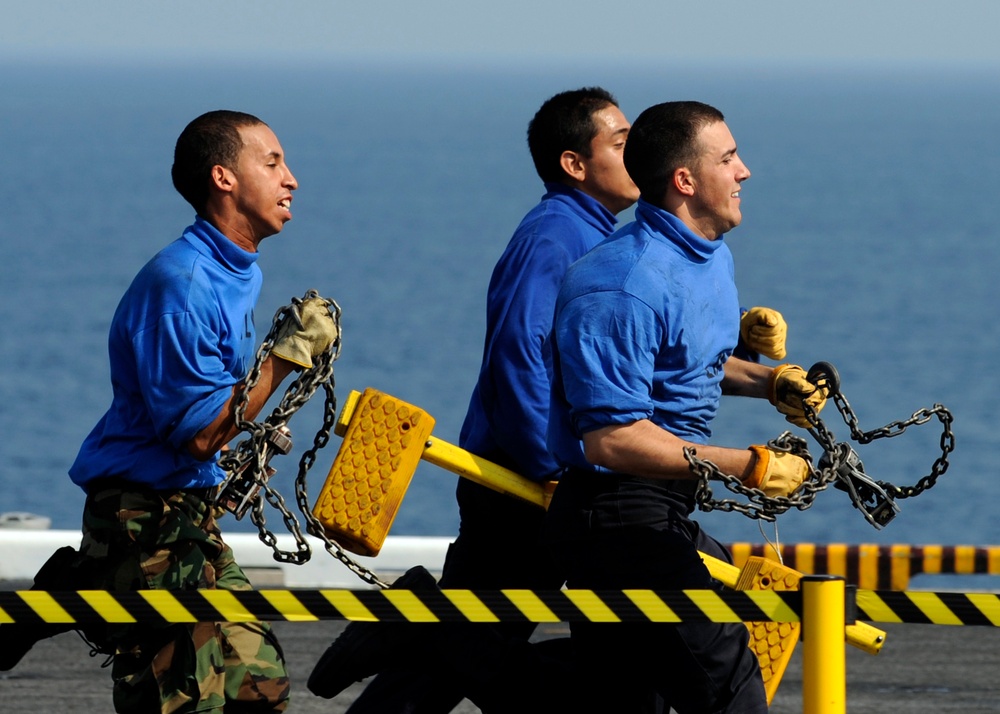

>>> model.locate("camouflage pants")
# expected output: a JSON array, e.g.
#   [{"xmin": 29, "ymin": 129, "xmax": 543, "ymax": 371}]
[{"xmin": 80, "ymin": 482, "xmax": 290, "ymax": 714}]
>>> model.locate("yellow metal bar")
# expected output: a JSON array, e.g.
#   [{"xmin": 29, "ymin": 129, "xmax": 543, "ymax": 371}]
[
  {"xmin": 923, "ymin": 544, "xmax": 943, "ymax": 574},
  {"xmin": 828, "ymin": 544, "xmax": 848, "ymax": 580},
  {"xmin": 858, "ymin": 543, "xmax": 881, "ymax": 590},
  {"xmin": 802, "ymin": 576, "xmax": 846, "ymax": 714},
  {"xmin": 891, "ymin": 544, "xmax": 912, "ymax": 590},
  {"xmin": 955, "ymin": 545, "xmax": 978, "ymax": 574},
  {"xmin": 422, "ymin": 436, "xmax": 547, "ymax": 508},
  {"xmin": 990, "ymin": 547, "xmax": 1000, "ymax": 576},
  {"xmin": 701, "ymin": 550, "xmax": 884, "ymax": 655},
  {"xmin": 334, "ymin": 390, "xmax": 547, "ymax": 508},
  {"xmin": 795, "ymin": 543, "xmax": 816, "ymax": 575}
]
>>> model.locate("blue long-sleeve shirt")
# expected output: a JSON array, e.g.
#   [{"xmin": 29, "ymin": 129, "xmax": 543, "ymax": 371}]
[
  {"xmin": 70, "ymin": 217, "xmax": 261, "ymax": 491},
  {"xmin": 459, "ymin": 183, "xmax": 617, "ymax": 481},
  {"xmin": 548, "ymin": 200, "xmax": 740, "ymax": 472}
]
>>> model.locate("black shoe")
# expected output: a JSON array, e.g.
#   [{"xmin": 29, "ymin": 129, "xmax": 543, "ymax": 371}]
[
  {"xmin": 0, "ymin": 622, "xmax": 76, "ymax": 671},
  {"xmin": 307, "ymin": 565, "xmax": 438, "ymax": 699},
  {"xmin": 0, "ymin": 546, "xmax": 84, "ymax": 671}
]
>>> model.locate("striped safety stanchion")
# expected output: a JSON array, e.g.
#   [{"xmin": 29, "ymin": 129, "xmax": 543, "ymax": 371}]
[{"xmin": 727, "ymin": 543, "xmax": 1000, "ymax": 590}]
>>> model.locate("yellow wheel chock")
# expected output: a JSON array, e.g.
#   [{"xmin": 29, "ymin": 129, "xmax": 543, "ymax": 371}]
[
  {"xmin": 312, "ymin": 389, "xmax": 437, "ymax": 556},
  {"xmin": 313, "ymin": 389, "xmax": 886, "ymax": 700}
]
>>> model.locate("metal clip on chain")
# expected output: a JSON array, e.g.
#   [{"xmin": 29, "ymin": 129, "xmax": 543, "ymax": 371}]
[
  {"xmin": 804, "ymin": 363, "xmax": 897, "ymax": 529},
  {"xmin": 687, "ymin": 360, "xmax": 954, "ymax": 529},
  {"xmin": 217, "ymin": 426, "xmax": 293, "ymax": 519},
  {"xmin": 213, "ymin": 291, "xmax": 391, "ymax": 588}
]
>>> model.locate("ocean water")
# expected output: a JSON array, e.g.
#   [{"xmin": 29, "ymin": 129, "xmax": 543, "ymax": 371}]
[{"xmin": 2, "ymin": 59, "xmax": 998, "ymax": 561}]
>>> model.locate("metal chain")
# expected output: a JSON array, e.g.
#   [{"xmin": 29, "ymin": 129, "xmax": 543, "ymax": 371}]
[
  {"xmin": 686, "ymin": 361, "xmax": 954, "ymax": 529},
  {"xmin": 216, "ymin": 290, "xmax": 390, "ymax": 588},
  {"xmin": 819, "ymin": 389, "xmax": 955, "ymax": 499},
  {"xmin": 687, "ymin": 432, "xmax": 837, "ymax": 521}
]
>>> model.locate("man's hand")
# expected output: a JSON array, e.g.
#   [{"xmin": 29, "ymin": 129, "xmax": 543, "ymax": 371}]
[
  {"xmin": 744, "ymin": 445, "xmax": 809, "ymax": 497},
  {"xmin": 271, "ymin": 297, "xmax": 338, "ymax": 369},
  {"xmin": 769, "ymin": 364, "xmax": 828, "ymax": 428},
  {"xmin": 740, "ymin": 306, "xmax": 787, "ymax": 360}
]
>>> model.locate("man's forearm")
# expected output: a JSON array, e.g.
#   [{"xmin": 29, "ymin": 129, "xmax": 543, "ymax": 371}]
[
  {"xmin": 582, "ymin": 420, "xmax": 756, "ymax": 481},
  {"xmin": 186, "ymin": 355, "xmax": 296, "ymax": 460},
  {"xmin": 721, "ymin": 356, "xmax": 772, "ymax": 398}
]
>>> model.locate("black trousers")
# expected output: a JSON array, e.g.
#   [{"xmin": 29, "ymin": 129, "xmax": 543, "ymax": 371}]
[
  {"xmin": 346, "ymin": 479, "xmax": 574, "ymax": 714},
  {"xmin": 542, "ymin": 470, "xmax": 768, "ymax": 714}
]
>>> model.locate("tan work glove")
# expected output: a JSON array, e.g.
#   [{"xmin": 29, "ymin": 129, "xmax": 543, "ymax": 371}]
[
  {"xmin": 740, "ymin": 306, "xmax": 787, "ymax": 360},
  {"xmin": 271, "ymin": 297, "xmax": 338, "ymax": 369},
  {"xmin": 769, "ymin": 363, "xmax": 828, "ymax": 428},
  {"xmin": 744, "ymin": 445, "xmax": 809, "ymax": 497}
]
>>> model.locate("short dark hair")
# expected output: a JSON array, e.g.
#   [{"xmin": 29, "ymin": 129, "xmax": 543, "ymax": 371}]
[
  {"xmin": 171, "ymin": 110, "xmax": 266, "ymax": 214},
  {"xmin": 527, "ymin": 87, "xmax": 619, "ymax": 183},
  {"xmin": 624, "ymin": 101, "xmax": 725, "ymax": 204}
]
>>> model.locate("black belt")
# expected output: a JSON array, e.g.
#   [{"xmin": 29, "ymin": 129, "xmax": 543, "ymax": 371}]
[
  {"xmin": 85, "ymin": 477, "xmax": 217, "ymax": 501},
  {"xmin": 562, "ymin": 468, "xmax": 697, "ymax": 497}
]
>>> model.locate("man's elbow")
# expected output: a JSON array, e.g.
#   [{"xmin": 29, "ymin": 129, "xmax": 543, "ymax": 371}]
[
  {"xmin": 186, "ymin": 436, "xmax": 217, "ymax": 462},
  {"xmin": 582, "ymin": 429, "xmax": 617, "ymax": 470}
]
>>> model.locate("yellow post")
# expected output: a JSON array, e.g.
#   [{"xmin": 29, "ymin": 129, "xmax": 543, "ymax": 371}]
[{"xmin": 801, "ymin": 576, "xmax": 847, "ymax": 714}]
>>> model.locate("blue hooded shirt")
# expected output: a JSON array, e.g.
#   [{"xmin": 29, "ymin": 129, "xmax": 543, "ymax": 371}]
[
  {"xmin": 459, "ymin": 183, "xmax": 617, "ymax": 481},
  {"xmin": 70, "ymin": 217, "xmax": 262, "ymax": 491},
  {"xmin": 548, "ymin": 200, "xmax": 740, "ymax": 472}
]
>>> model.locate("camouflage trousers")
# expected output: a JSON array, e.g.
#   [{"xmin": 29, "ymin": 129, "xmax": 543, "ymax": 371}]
[{"xmin": 80, "ymin": 481, "xmax": 290, "ymax": 714}]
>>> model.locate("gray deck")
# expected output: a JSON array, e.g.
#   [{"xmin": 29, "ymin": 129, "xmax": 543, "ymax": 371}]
[{"xmin": 4, "ymin": 620, "xmax": 1000, "ymax": 712}]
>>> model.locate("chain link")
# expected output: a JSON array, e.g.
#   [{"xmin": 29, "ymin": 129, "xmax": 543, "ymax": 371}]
[
  {"xmin": 216, "ymin": 290, "xmax": 390, "ymax": 588},
  {"xmin": 685, "ymin": 361, "xmax": 954, "ymax": 529}
]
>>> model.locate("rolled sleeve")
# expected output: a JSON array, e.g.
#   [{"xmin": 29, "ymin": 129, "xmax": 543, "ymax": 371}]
[
  {"xmin": 133, "ymin": 311, "xmax": 236, "ymax": 448},
  {"xmin": 556, "ymin": 291, "xmax": 661, "ymax": 436}
]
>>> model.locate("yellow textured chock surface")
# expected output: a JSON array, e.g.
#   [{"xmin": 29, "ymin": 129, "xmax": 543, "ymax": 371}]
[
  {"xmin": 312, "ymin": 388, "xmax": 435, "ymax": 556},
  {"xmin": 736, "ymin": 555, "xmax": 803, "ymax": 705}
]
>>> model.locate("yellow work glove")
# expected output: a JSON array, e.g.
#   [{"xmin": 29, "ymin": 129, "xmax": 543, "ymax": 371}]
[
  {"xmin": 271, "ymin": 297, "xmax": 338, "ymax": 369},
  {"xmin": 769, "ymin": 363, "xmax": 828, "ymax": 428},
  {"xmin": 744, "ymin": 445, "xmax": 809, "ymax": 498},
  {"xmin": 740, "ymin": 306, "xmax": 787, "ymax": 360}
]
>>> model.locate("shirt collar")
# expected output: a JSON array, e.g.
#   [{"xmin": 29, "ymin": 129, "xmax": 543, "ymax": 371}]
[
  {"xmin": 542, "ymin": 182, "xmax": 618, "ymax": 235},
  {"xmin": 635, "ymin": 199, "xmax": 724, "ymax": 261},
  {"xmin": 186, "ymin": 216, "xmax": 260, "ymax": 273}
]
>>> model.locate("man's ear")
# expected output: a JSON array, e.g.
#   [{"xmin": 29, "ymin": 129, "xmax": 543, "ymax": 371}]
[
  {"xmin": 672, "ymin": 166, "xmax": 696, "ymax": 197},
  {"xmin": 558, "ymin": 150, "xmax": 587, "ymax": 183},
  {"xmin": 210, "ymin": 164, "xmax": 236, "ymax": 193}
]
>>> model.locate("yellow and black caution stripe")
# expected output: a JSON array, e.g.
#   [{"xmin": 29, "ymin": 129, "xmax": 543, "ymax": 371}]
[
  {"xmin": 727, "ymin": 543, "xmax": 1000, "ymax": 590},
  {"xmin": 0, "ymin": 588, "xmax": 799, "ymax": 626},
  {"xmin": 5, "ymin": 587, "xmax": 1000, "ymax": 627},
  {"xmin": 857, "ymin": 589, "xmax": 1000, "ymax": 627}
]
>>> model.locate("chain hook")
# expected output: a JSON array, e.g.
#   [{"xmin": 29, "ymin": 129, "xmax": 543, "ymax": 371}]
[{"xmin": 687, "ymin": 360, "xmax": 954, "ymax": 528}]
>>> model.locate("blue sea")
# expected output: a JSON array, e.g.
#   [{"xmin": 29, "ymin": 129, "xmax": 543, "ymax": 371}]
[{"xmin": 2, "ymin": 59, "xmax": 998, "ymax": 574}]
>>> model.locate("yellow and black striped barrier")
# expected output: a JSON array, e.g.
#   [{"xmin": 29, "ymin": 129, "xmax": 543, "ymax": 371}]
[
  {"xmin": 0, "ymin": 588, "xmax": 800, "ymax": 626},
  {"xmin": 3, "ymin": 586, "xmax": 999, "ymax": 627},
  {"xmin": 728, "ymin": 543, "xmax": 1000, "ymax": 590},
  {"xmin": 857, "ymin": 589, "xmax": 1000, "ymax": 627}
]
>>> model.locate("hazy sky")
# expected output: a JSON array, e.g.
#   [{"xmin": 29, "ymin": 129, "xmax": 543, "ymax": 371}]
[{"xmin": 4, "ymin": 0, "xmax": 1000, "ymax": 67}]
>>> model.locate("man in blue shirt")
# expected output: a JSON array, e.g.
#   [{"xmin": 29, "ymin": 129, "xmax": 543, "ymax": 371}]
[
  {"xmin": 544, "ymin": 101, "xmax": 826, "ymax": 713},
  {"xmin": 312, "ymin": 89, "xmax": 791, "ymax": 711},
  {"xmin": 310, "ymin": 87, "xmax": 642, "ymax": 712},
  {"xmin": 67, "ymin": 110, "xmax": 337, "ymax": 713}
]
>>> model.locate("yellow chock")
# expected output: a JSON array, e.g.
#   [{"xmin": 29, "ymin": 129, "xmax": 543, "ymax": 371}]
[
  {"xmin": 702, "ymin": 550, "xmax": 885, "ymax": 658},
  {"xmin": 312, "ymin": 389, "xmax": 435, "ymax": 556},
  {"xmin": 315, "ymin": 386, "xmax": 887, "ymax": 699},
  {"xmin": 737, "ymin": 556, "xmax": 803, "ymax": 704}
]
